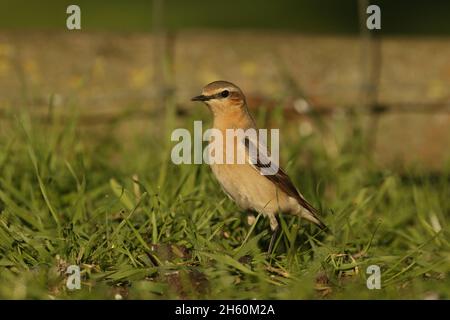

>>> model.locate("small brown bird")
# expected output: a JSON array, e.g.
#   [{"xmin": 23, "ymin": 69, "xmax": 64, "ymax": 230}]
[{"xmin": 192, "ymin": 80, "xmax": 326, "ymax": 252}]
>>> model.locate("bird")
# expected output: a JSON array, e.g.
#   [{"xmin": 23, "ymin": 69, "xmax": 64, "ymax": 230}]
[{"xmin": 191, "ymin": 80, "xmax": 326, "ymax": 252}]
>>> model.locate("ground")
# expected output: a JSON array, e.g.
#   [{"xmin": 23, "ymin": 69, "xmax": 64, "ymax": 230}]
[{"xmin": 0, "ymin": 105, "xmax": 448, "ymax": 299}]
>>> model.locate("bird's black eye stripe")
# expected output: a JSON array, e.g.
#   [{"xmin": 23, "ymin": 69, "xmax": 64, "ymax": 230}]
[{"xmin": 209, "ymin": 90, "xmax": 230, "ymax": 100}]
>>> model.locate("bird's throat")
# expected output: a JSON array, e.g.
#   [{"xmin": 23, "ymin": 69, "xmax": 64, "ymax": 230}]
[{"xmin": 212, "ymin": 106, "xmax": 256, "ymax": 131}]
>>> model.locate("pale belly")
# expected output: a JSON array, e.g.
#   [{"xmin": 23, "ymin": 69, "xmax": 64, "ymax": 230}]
[{"xmin": 210, "ymin": 163, "xmax": 293, "ymax": 216}]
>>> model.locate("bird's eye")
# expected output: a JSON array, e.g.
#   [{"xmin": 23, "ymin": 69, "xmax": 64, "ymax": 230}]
[{"xmin": 220, "ymin": 90, "xmax": 230, "ymax": 98}]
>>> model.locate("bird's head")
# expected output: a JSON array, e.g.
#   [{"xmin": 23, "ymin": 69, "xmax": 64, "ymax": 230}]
[{"xmin": 191, "ymin": 80, "xmax": 246, "ymax": 115}]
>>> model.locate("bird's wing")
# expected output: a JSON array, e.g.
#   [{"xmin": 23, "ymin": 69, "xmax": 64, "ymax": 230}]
[{"xmin": 243, "ymin": 136, "xmax": 324, "ymax": 225}]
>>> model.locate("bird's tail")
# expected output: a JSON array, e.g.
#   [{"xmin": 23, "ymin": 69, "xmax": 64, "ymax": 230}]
[{"xmin": 298, "ymin": 207, "xmax": 328, "ymax": 232}]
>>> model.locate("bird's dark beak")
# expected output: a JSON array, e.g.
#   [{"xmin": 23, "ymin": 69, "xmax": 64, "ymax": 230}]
[{"xmin": 191, "ymin": 95, "xmax": 209, "ymax": 102}]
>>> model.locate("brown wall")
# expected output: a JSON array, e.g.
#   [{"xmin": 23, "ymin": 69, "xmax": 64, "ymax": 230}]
[{"xmin": 0, "ymin": 31, "xmax": 449, "ymax": 169}]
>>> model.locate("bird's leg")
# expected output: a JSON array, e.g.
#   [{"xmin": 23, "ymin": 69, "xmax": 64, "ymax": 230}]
[
  {"xmin": 268, "ymin": 228, "xmax": 278, "ymax": 255},
  {"xmin": 267, "ymin": 215, "xmax": 280, "ymax": 255},
  {"xmin": 247, "ymin": 211, "xmax": 256, "ymax": 226}
]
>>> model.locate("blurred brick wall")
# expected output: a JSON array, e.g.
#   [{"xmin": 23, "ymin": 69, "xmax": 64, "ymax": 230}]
[{"xmin": 0, "ymin": 31, "xmax": 449, "ymax": 169}]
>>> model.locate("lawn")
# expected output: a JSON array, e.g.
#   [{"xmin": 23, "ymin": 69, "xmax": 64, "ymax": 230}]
[{"xmin": 0, "ymin": 104, "xmax": 448, "ymax": 299}]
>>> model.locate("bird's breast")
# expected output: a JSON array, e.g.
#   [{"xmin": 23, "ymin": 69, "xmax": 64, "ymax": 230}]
[{"xmin": 210, "ymin": 162, "xmax": 292, "ymax": 215}]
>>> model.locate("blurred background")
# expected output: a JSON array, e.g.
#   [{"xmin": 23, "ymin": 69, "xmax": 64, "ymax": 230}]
[
  {"xmin": 0, "ymin": 0, "xmax": 449, "ymax": 300},
  {"xmin": 0, "ymin": 0, "xmax": 449, "ymax": 169}
]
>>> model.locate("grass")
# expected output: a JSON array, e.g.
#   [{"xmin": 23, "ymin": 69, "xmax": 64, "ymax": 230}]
[{"xmin": 0, "ymin": 103, "xmax": 448, "ymax": 300}]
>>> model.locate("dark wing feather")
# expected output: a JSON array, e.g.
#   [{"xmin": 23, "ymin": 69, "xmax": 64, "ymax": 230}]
[{"xmin": 243, "ymin": 137, "xmax": 324, "ymax": 223}]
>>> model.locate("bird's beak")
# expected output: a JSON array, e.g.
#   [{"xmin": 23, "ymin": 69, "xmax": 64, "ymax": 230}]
[{"xmin": 191, "ymin": 94, "xmax": 209, "ymax": 102}]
